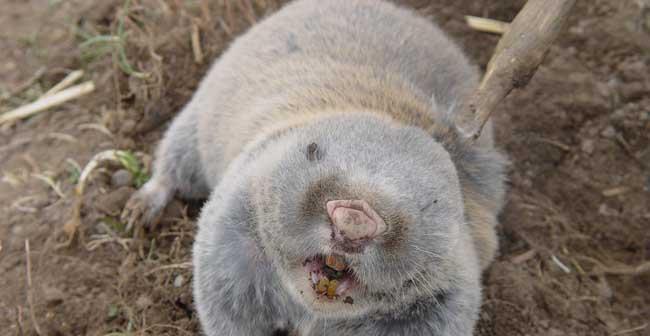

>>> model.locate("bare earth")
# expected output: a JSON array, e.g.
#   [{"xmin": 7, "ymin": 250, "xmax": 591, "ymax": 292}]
[{"xmin": 1, "ymin": 1, "xmax": 648, "ymax": 335}]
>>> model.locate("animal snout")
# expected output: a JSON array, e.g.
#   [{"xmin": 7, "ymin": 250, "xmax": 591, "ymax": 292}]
[{"xmin": 326, "ymin": 200, "xmax": 387, "ymax": 251}]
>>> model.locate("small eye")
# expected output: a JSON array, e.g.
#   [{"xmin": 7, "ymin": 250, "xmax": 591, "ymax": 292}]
[{"xmin": 306, "ymin": 142, "xmax": 322, "ymax": 161}]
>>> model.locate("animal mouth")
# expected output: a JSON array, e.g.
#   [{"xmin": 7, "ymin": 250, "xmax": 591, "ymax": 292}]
[{"xmin": 303, "ymin": 254, "xmax": 357, "ymax": 303}]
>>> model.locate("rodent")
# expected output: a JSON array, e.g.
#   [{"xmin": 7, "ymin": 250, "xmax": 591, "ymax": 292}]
[{"xmin": 121, "ymin": 0, "xmax": 507, "ymax": 335}]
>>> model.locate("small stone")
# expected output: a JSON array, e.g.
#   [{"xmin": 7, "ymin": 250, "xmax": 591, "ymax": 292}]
[
  {"xmin": 3, "ymin": 61, "xmax": 17, "ymax": 72},
  {"xmin": 116, "ymin": 137, "xmax": 136, "ymax": 150},
  {"xmin": 107, "ymin": 304, "xmax": 119, "ymax": 320},
  {"xmin": 619, "ymin": 82, "xmax": 646, "ymax": 101},
  {"xmin": 598, "ymin": 204, "xmax": 617, "ymax": 216},
  {"xmin": 173, "ymin": 275, "xmax": 185, "ymax": 288},
  {"xmin": 111, "ymin": 169, "xmax": 133, "ymax": 188},
  {"xmin": 595, "ymin": 81, "xmax": 611, "ymax": 99},
  {"xmin": 11, "ymin": 225, "xmax": 24, "ymax": 235},
  {"xmin": 639, "ymin": 148, "xmax": 650, "ymax": 167},
  {"xmin": 42, "ymin": 285, "xmax": 65, "ymax": 306},
  {"xmin": 135, "ymin": 295, "xmax": 153, "ymax": 309},
  {"xmin": 610, "ymin": 109, "xmax": 626, "ymax": 120},
  {"xmin": 95, "ymin": 186, "xmax": 135, "ymax": 216},
  {"xmin": 601, "ymin": 126, "xmax": 617, "ymax": 138},
  {"xmin": 581, "ymin": 139, "xmax": 595, "ymax": 154},
  {"xmin": 120, "ymin": 119, "xmax": 137, "ymax": 134},
  {"xmin": 597, "ymin": 278, "xmax": 613, "ymax": 300},
  {"xmin": 617, "ymin": 60, "xmax": 647, "ymax": 82},
  {"xmin": 640, "ymin": 111, "xmax": 650, "ymax": 121}
]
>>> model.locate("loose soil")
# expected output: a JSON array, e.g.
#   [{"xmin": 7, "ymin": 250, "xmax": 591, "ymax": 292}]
[{"xmin": 1, "ymin": 1, "xmax": 648, "ymax": 335}]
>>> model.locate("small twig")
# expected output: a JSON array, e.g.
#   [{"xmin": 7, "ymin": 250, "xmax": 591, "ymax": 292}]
[
  {"xmin": 25, "ymin": 240, "xmax": 43, "ymax": 335},
  {"xmin": 66, "ymin": 158, "xmax": 82, "ymax": 173},
  {"xmin": 0, "ymin": 138, "xmax": 32, "ymax": 155},
  {"xmin": 600, "ymin": 262, "xmax": 650, "ymax": 276},
  {"xmin": 510, "ymin": 249, "xmax": 537, "ymax": 264},
  {"xmin": 86, "ymin": 235, "xmax": 132, "ymax": 251},
  {"xmin": 42, "ymin": 70, "xmax": 84, "ymax": 97},
  {"xmin": 191, "ymin": 21, "xmax": 204, "ymax": 64},
  {"xmin": 32, "ymin": 173, "xmax": 66, "ymax": 199},
  {"xmin": 59, "ymin": 198, "xmax": 82, "ymax": 249},
  {"xmin": 199, "ymin": 0, "xmax": 211, "ymax": 24},
  {"xmin": 141, "ymin": 323, "xmax": 194, "ymax": 336},
  {"xmin": 458, "ymin": 0, "xmax": 576, "ymax": 141},
  {"xmin": 144, "ymin": 261, "xmax": 192, "ymax": 276},
  {"xmin": 60, "ymin": 150, "xmax": 126, "ymax": 247},
  {"xmin": 2, "ymin": 172, "xmax": 24, "ymax": 188},
  {"xmin": 465, "ymin": 16, "xmax": 510, "ymax": 35},
  {"xmin": 577, "ymin": 256, "xmax": 650, "ymax": 276},
  {"xmin": 538, "ymin": 137, "xmax": 571, "ymax": 152},
  {"xmin": 602, "ymin": 186, "xmax": 631, "ymax": 197},
  {"xmin": 223, "ymin": 0, "xmax": 233, "ymax": 26},
  {"xmin": 22, "ymin": 154, "xmax": 40, "ymax": 173},
  {"xmin": 217, "ymin": 17, "xmax": 234, "ymax": 36},
  {"xmin": 77, "ymin": 123, "xmax": 113, "ymax": 137},
  {"xmin": 0, "ymin": 81, "xmax": 95, "ymax": 125},
  {"xmin": 158, "ymin": 230, "xmax": 194, "ymax": 238},
  {"xmin": 570, "ymin": 258, "xmax": 586, "ymax": 275},
  {"xmin": 571, "ymin": 296, "xmax": 599, "ymax": 302},
  {"xmin": 551, "ymin": 254, "xmax": 571, "ymax": 273},
  {"xmin": 615, "ymin": 133, "xmax": 648, "ymax": 170},
  {"xmin": 238, "ymin": 0, "xmax": 257, "ymax": 25},
  {"xmin": 76, "ymin": 149, "xmax": 125, "ymax": 195},
  {"xmin": 611, "ymin": 323, "xmax": 648, "ymax": 336},
  {"xmin": 15, "ymin": 306, "xmax": 25, "ymax": 336},
  {"xmin": 46, "ymin": 132, "xmax": 79, "ymax": 143},
  {"xmin": 11, "ymin": 196, "xmax": 39, "ymax": 214}
]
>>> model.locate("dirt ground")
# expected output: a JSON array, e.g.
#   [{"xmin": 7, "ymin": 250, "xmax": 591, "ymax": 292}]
[{"xmin": 1, "ymin": 0, "xmax": 648, "ymax": 335}]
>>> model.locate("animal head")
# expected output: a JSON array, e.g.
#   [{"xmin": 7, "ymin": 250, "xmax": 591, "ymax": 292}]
[{"xmin": 248, "ymin": 112, "xmax": 475, "ymax": 317}]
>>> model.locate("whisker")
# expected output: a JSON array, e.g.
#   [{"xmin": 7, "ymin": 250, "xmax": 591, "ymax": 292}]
[{"xmin": 410, "ymin": 244, "xmax": 442, "ymax": 258}]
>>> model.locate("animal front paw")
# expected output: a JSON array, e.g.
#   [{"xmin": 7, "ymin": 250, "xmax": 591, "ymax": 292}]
[{"xmin": 121, "ymin": 178, "xmax": 173, "ymax": 233}]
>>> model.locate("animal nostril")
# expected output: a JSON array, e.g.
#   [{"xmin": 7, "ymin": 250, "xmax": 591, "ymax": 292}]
[
  {"xmin": 330, "ymin": 207, "xmax": 375, "ymax": 240},
  {"xmin": 306, "ymin": 142, "xmax": 321, "ymax": 161},
  {"xmin": 326, "ymin": 200, "xmax": 387, "ymax": 243}
]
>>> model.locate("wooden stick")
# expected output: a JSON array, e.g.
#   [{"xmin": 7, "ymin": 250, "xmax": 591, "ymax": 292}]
[
  {"xmin": 0, "ymin": 81, "xmax": 95, "ymax": 125},
  {"xmin": 458, "ymin": 0, "xmax": 576, "ymax": 141},
  {"xmin": 42, "ymin": 70, "xmax": 84, "ymax": 97},
  {"xmin": 465, "ymin": 16, "xmax": 510, "ymax": 35}
]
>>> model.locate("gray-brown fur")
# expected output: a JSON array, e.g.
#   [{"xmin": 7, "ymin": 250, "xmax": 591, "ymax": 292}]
[{"xmin": 122, "ymin": 0, "xmax": 507, "ymax": 335}]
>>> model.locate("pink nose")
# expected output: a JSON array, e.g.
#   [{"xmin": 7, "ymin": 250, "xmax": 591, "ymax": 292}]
[{"xmin": 326, "ymin": 200, "xmax": 387, "ymax": 241}]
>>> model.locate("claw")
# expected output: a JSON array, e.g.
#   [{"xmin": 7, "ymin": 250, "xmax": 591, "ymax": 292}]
[{"xmin": 120, "ymin": 179, "xmax": 173, "ymax": 235}]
